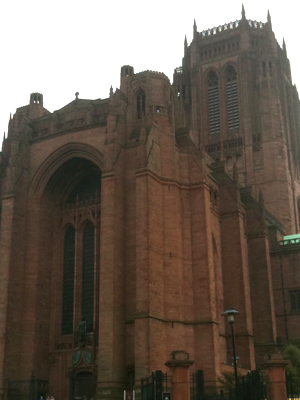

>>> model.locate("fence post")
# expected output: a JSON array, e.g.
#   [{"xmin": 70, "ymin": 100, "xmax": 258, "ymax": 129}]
[
  {"xmin": 263, "ymin": 353, "xmax": 290, "ymax": 400},
  {"xmin": 165, "ymin": 351, "xmax": 194, "ymax": 400},
  {"xmin": 29, "ymin": 371, "xmax": 36, "ymax": 400},
  {"xmin": 195, "ymin": 370, "xmax": 204, "ymax": 400},
  {"xmin": 69, "ymin": 371, "xmax": 75, "ymax": 400},
  {"xmin": 156, "ymin": 371, "xmax": 163, "ymax": 400}
]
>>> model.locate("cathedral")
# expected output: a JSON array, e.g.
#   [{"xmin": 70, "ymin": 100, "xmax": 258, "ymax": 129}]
[{"xmin": 1, "ymin": 6, "xmax": 300, "ymax": 400}]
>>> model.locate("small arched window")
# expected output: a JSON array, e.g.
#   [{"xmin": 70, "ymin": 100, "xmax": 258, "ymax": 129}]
[
  {"xmin": 208, "ymin": 71, "xmax": 220, "ymax": 134},
  {"xmin": 236, "ymin": 154, "xmax": 242, "ymax": 170},
  {"xmin": 226, "ymin": 156, "xmax": 233, "ymax": 171},
  {"xmin": 62, "ymin": 226, "xmax": 75, "ymax": 335},
  {"xmin": 226, "ymin": 66, "xmax": 239, "ymax": 130},
  {"xmin": 82, "ymin": 222, "xmax": 95, "ymax": 333}
]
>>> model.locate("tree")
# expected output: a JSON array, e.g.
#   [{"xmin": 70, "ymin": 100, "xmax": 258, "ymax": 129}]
[{"xmin": 284, "ymin": 344, "xmax": 300, "ymax": 377}]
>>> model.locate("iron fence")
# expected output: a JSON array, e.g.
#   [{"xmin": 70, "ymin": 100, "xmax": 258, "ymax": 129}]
[
  {"xmin": 8, "ymin": 373, "xmax": 48, "ymax": 400},
  {"xmin": 190, "ymin": 370, "xmax": 205, "ymax": 400},
  {"xmin": 190, "ymin": 370, "xmax": 266, "ymax": 400},
  {"xmin": 286, "ymin": 372, "xmax": 300, "ymax": 399},
  {"xmin": 236, "ymin": 371, "xmax": 266, "ymax": 400},
  {"xmin": 141, "ymin": 370, "xmax": 170, "ymax": 400}
]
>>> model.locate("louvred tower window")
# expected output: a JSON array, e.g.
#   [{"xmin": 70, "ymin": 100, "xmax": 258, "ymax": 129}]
[
  {"xmin": 208, "ymin": 71, "xmax": 221, "ymax": 134},
  {"xmin": 226, "ymin": 66, "xmax": 239, "ymax": 130}
]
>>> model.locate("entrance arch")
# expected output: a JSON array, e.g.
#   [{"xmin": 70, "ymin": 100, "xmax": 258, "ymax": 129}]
[{"xmin": 70, "ymin": 371, "xmax": 97, "ymax": 400}]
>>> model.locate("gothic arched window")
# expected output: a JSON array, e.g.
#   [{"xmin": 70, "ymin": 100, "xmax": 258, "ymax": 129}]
[
  {"xmin": 208, "ymin": 71, "xmax": 220, "ymax": 134},
  {"xmin": 82, "ymin": 222, "xmax": 95, "ymax": 333},
  {"xmin": 62, "ymin": 226, "xmax": 75, "ymax": 335},
  {"xmin": 226, "ymin": 66, "xmax": 239, "ymax": 130}
]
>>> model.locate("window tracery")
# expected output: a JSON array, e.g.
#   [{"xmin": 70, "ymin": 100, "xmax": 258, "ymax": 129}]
[
  {"xmin": 61, "ymin": 173, "xmax": 101, "ymax": 336},
  {"xmin": 82, "ymin": 222, "xmax": 95, "ymax": 333}
]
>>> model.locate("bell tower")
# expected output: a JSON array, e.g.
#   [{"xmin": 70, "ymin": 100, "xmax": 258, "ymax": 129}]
[{"xmin": 174, "ymin": 6, "xmax": 300, "ymax": 233}]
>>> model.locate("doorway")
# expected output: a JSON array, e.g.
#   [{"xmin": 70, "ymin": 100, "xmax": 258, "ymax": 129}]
[{"xmin": 70, "ymin": 372, "xmax": 96, "ymax": 400}]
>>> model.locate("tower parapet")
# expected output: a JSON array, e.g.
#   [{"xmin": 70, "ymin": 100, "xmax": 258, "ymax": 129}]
[{"xmin": 193, "ymin": 18, "xmax": 264, "ymax": 42}]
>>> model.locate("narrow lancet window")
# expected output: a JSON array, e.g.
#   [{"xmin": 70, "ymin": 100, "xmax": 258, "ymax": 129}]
[
  {"xmin": 226, "ymin": 67, "xmax": 239, "ymax": 130},
  {"xmin": 82, "ymin": 222, "xmax": 95, "ymax": 332},
  {"xmin": 62, "ymin": 226, "xmax": 75, "ymax": 335},
  {"xmin": 208, "ymin": 71, "xmax": 221, "ymax": 134},
  {"xmin": 137, "ymin": 90, "xmax": 145, "ymax": 118}
]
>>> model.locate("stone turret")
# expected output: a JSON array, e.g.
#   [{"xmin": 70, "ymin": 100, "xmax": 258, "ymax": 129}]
[
  {"xmin": 29, "ymin": 92, "xmax": 45, "ymax": 119},
  {"xmin": 120, "ymin": 65, "xmax": 134, "ymax": 95}
]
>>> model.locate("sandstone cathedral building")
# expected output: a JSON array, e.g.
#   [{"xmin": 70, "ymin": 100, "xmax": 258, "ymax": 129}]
[{"xmin": 1, "ymin": 6, "xmax": 300, "ymax": 400}]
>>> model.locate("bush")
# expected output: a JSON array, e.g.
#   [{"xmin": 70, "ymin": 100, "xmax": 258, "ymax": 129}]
[
  {"xmin": 284, "ymin": 344, "xmax": 300, "ymax": 377},
  {"xmin": 217, "ymin": 372, "xmax": 238, "ymax": 391}
]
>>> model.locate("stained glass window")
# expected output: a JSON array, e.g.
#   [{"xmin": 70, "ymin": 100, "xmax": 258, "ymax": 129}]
[{"xmin": 82, "ymin": 222, "xmax": 95, "ymax": 332}]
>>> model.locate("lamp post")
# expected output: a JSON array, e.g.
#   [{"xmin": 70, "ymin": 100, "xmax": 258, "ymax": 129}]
[{"xmin": 222, "ymin": 308, "xmax": 239, "ymax": 399}]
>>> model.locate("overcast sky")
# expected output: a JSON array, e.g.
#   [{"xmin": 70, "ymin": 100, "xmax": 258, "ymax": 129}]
[{"xmin": 1, "ymin": 0, "xmax": 299, "ymax": 138}]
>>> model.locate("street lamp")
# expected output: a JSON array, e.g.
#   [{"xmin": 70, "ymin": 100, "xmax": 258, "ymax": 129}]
[{"xmin": 222, "ymin": 308, "xmax": 239, "ymax": 398}]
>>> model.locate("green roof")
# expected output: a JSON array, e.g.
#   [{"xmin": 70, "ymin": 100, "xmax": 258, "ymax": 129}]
[
  {"xmin": 281, "ymin": 233, "xmax": 300, "ymax": 245},
  {"xmin": 283, "ymin": 234, "xmax": 300, "ymax": 240}
]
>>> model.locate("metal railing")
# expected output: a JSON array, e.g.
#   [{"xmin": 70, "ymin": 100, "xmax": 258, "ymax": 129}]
[
  {"xmin": 190, "ymin": 370, "xmax": 266, "ymax": 400},
  {"xmin": 141, "ymin": 371, "xmax": 170, "ymax": 400},
  {"xmin": 286, "ymin": 372, "xmax": 300, "ymax": 399}
]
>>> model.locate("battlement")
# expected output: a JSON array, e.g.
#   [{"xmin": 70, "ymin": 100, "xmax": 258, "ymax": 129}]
[
  {"xmin": 135, "ymin": 70, "xmax": 167, "ymax": 77},
  {"xmin": 179, "ymin": 12, "xmax": 275, "ymax": 68},
  {"xmin": 133, "ymin": 70, "xmax": 170, "ymax": 85},
  {"xmin": 195, "ymin": 18, "xmax": 265, "ymax": 41}
]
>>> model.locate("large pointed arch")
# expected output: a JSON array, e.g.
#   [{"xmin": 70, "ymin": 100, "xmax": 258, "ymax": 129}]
[{"xmin": 28, "ymin": 142, "xmax": 104, "ymax": 201}]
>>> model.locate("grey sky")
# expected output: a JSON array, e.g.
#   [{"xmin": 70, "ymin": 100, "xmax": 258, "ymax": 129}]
[{"xmin": 1, "ymin": 0, "xmax": 299, "ymax": 138}]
